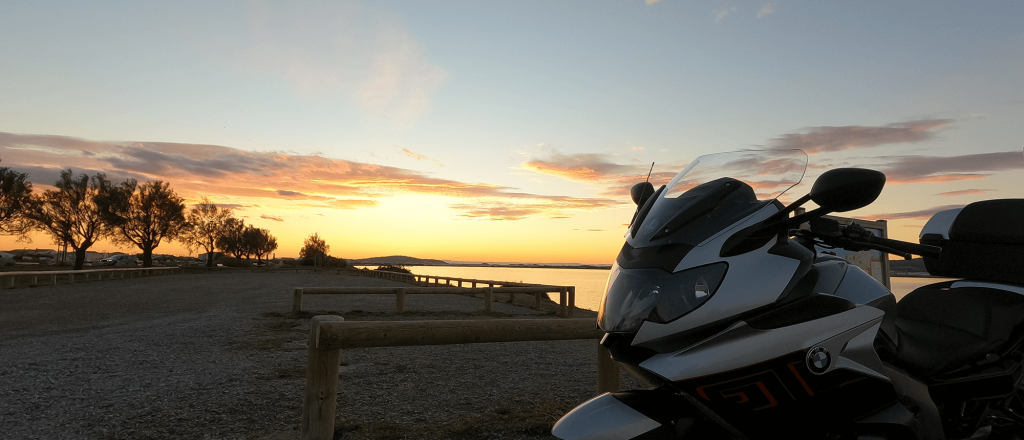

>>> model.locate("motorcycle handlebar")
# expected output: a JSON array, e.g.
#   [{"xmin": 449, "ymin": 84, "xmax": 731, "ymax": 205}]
[
  {"xmin": 863, "ymin": 235, "xmax": 942, "ymax": 259},
  {"xmin": 804, "ymin": 220, "xmax": 942, "ymax": 259}
]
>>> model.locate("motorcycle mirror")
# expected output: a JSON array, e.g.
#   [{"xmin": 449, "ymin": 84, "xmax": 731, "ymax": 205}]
[
  {"xmin": 630, "ymin": 182, "xmax": 655, "ymax": 206},
  {"xmin": 809, "ymin": 168, "xmax": 886, "ymax": 213}
]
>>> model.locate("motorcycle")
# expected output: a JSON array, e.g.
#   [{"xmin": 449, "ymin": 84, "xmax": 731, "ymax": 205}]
[{"xmin": 553, "ymin": 149, "xmax": 1024, "ymax": 440}]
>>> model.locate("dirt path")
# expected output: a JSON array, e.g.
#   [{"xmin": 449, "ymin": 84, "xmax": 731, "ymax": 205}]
[{"xmin": 0, "ymin": 271, "xmax": 616, "ymax": 440}]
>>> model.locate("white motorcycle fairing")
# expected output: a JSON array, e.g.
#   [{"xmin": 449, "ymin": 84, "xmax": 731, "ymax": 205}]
[
  {"xmin": 632, "ymin": 204, "xmax": 804, "ymax": 347},
  {"xmin": 641, "ymin": 305, "xmax": 888, "ymax": 382},
  {"xmin": 551, "ymin": 393, "xmax": 662, "ymax": 440}
]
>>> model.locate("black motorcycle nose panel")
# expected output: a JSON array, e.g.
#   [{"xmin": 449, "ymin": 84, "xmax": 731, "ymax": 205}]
[{"xmin": 895, "ymin": 281, "xmax": 1024, "ymax": 378}]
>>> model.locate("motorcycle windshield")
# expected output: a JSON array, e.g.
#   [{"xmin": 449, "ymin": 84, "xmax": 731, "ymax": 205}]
[
  {"xmin": 601, "ymin": 150, "xmax": 807, "ymax": 333},
  {"xmin": 630, "ymin": 149, "xmax": 808, "ymax": 248}
]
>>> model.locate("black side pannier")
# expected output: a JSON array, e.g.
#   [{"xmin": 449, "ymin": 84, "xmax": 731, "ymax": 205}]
[{"xmin": 921, "ymin": 199, "xmax": 1024, "ymax": 285}]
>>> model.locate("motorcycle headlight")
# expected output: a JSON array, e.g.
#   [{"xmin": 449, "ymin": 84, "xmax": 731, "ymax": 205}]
[{"xmin": 598, "ymin": 262, "xmax": 728, "ymax": 333}]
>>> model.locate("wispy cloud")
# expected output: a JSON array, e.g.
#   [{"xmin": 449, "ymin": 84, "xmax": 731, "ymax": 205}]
[
  {"xmin": 522, "ymin": 152, "xmax": 681, "ymax": 199},
  {"xmin": 401, "ymin": 148, "xmax": 445, "ymax": 167},
  {"xmin": 327, "ymin": 199, "xmax": 380, "ymax": 209},
  {"xmin": 523, "ymin": 153, "xmax": 676, "ymax": 186},
  {"xmin": 875, "ymin": 204, "xmax": 965, "ymax": 220},
  {"xmin": 260, "ymin": 214, "xmax": 284, "ymax": 222},
  {"xmin": 0, "ymin": 132, "xmax": 617, "ymax": 221},
  {"xmin": 449, "ymin": 196, "xmax": 618, "ymax": 221},
  {"xmin": 714, "ymin": 7, "xmax": 737, "ymax": 22},
  {"xmin": 758, "ymin": 3, "xmax": 776, "ymax": 18},
  {"xmin": 523, "ymin": 153, "xmax": 644, "ymax": 182},
  {"xmin": 206, "ymin": 2, "xmax": 445, "ymax": 126},
  {"xmin": 769, "ymin": 119, "xmax": 953, "ymax": 154},
  {"xmin": 449, "ymin": 205, "xmax": 547, "ymax": 221},
  {"xmin": 936, "ymin": 189, "xmax": 995, "ymax": 197},
  {"xmin": 878, "ymin": 151, "xmax": 1024, "ymax": 184}
]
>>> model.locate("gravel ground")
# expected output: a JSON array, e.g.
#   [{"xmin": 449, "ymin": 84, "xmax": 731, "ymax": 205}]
[{"xmin": 0, "ymin": 270, "xmax": 629, "ymax": 440}]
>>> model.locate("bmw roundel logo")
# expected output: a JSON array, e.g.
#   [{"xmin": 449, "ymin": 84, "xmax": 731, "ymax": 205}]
[{"xmin": 807, "ymin": 347, "xmax": 831, "ymax": 374}]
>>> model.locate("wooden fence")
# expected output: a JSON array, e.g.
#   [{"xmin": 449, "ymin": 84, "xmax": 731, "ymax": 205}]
[
  {"xmin": 0, "ymin": 266, "xmax": 181, "ymax": 289},
  {"xmin": 292, "ymin": 285, "xmax": 577, "ymax": 317},
  {"xmin": 300, "ymin": 316, "xmax": 617, "ymax": 440},
  {"xmin": 333, "ymin": 270, "xmax": 578, "ymax": 317}
]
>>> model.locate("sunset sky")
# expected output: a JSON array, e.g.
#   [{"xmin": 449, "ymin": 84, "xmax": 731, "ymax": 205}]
[{"xmin": 1, "ymin": 1, "xmax": 1022, "ymax": 263}]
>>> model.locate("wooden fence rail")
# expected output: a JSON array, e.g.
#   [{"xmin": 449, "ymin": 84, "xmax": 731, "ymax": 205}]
[
  {"xmin": 339, "ymin": 270, "xmax": 578, "ymax": 316},
  {"xmin": 301, "ymin": 316, "xmax": 616, "ymax": 440},
  {"xmin": 0, "ymin": 266, "xmax": 181, "ymax": 289},
  {"xmin": 409, "ymin": 275, "xmax": 578, "ymax": 316},
  {"xmin": 293, "ymin": 284, "xmax": 577, "ymax": 317}
]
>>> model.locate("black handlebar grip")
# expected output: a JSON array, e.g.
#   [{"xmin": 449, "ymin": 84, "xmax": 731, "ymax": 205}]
[{"xmin": 867, "ymin": 235, "xmax": 941, "ymax": 259}]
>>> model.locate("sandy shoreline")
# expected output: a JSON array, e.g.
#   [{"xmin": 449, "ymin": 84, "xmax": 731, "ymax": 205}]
[{"xmin": 0, "ymin": 270, "xmax": 624, "ymax": 439}]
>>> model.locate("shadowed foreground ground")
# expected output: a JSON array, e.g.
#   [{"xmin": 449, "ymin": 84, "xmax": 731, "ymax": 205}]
[{"xmin": 0, "ymin": 270, "xmax": 621, "ymax": 439}]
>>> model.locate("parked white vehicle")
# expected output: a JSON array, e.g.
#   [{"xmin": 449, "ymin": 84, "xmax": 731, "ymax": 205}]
[{"xmin": 98, "ymin": 254, "xmax": 139, "ymax": 267}]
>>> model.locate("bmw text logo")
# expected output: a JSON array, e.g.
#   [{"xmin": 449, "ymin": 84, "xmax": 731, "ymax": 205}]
[{"xmin": 806, "ymin": 347, "xmax": 831, "ymax": 374}]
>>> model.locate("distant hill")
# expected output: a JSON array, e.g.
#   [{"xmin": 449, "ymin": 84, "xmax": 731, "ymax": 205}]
[{"xmin": 348, "ymin": 255, "xmax": 449, "ymax": 266}]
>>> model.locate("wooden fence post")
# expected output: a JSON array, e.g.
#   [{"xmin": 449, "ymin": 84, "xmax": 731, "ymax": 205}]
[
  {"xmin": 567, "ymin": 286, "xmax": 576, "ymax": 318},
  {"xmin": 301, "ymin": 315, "xmax": 346, "ymax": 440},
  {"xmin": 293, "ymin": 288, "xmax": 304, "ymax": 314},
  {"xmin": 597, "ymin": 342, "xmax": 619, "ymax": 394},
  {"xmin": 395, "ymin": 288, "xmax": 406, "ymax": 313},
  {"xmin": 484, "ymin": 287, "xmax": 493, "ymax": 313},
  {"xmin": 559, "ymin": 287, "xmax": 568, "ymax": 317}
]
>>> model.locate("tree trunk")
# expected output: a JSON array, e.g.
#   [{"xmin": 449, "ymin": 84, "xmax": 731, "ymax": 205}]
[
  {"xmin": 141, "ymin": 247, "xmax": 154, "ymax": 268},
  {"xmin": 73, "ymin": 247, "xmax": 87, "ymax": 270}
]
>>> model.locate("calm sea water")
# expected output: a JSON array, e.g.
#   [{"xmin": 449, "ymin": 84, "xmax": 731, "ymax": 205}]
[{"xmin": 387, "ymin": 265, "xmax": 948, "ymax": 312}]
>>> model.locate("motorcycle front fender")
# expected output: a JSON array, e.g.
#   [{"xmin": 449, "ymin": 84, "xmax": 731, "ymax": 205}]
[{"xmin": 552, "ymin": 393, "xmax": 662, "ymax": 440}]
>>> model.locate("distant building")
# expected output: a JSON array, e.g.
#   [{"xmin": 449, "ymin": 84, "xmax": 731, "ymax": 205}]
[{"xmin": 199, "ymin": 252, "xmax": 226, "ymax": 264}]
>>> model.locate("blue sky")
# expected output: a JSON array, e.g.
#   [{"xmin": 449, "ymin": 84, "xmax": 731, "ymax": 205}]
[{"xmin": 1, "ymin": 1, "xmax": 1022, "ymax": 262}]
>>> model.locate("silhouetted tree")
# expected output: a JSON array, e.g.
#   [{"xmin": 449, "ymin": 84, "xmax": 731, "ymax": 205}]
[
  {"xmin": 216, "ymin": 217, "xmax": 247, "ymax": 263},
  {"xmin": 25, "ymin": 170, "xmax": 114, "ymax": 270},
  {"xmin": 0, "ymin": 160, "xmax": 33, "ymax": 235},
  {"xmin": 244, "ymin": 226, "xmax": 277, "ymax": 264},
  {"xmin": 179, "ymin": 198, "xmax": 233, "ymax": 267},
  {"xmin": 299, "ymin": 232, "xmax": 329, "ymax": 267},
  {"xmin": 98, "ymin": 180, "xmax": 187, "ymax": 267}
]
